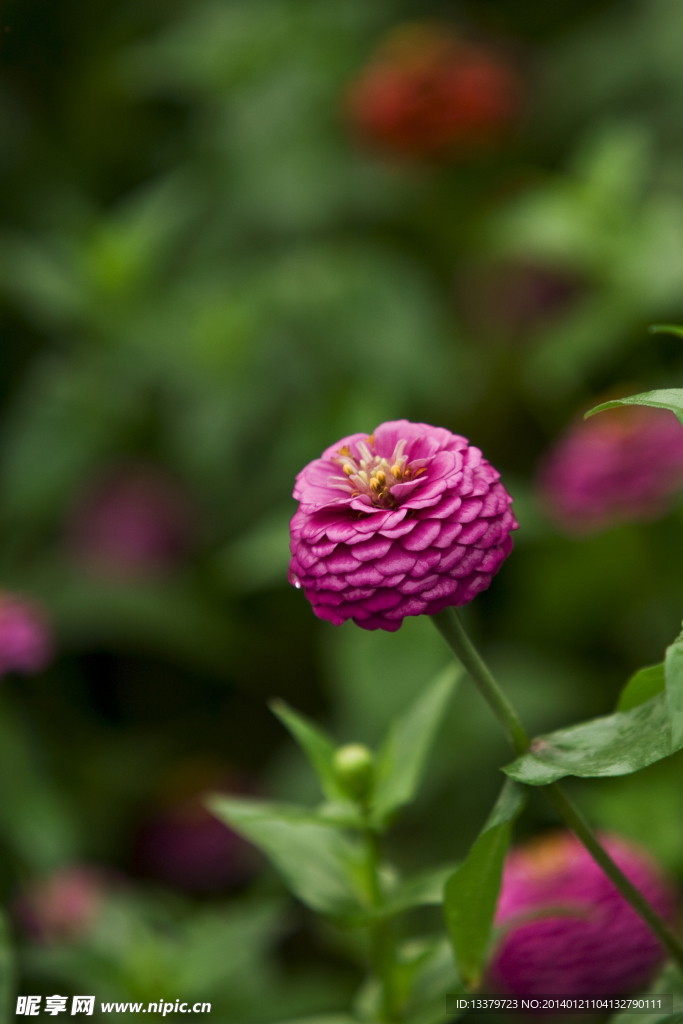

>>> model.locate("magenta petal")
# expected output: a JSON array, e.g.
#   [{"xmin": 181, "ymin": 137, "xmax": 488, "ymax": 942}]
[
  {"xmin": 398, "ymin": 574, "xmax": 440, "ymax": 594},
  {"xmin": 351, "ymin": 535, "xmax": 393, "ymax": 561},
  {"xmin": 324, "ymin": 547, "xmax": 363, "ymax": 573},
  {"xmin": 374, "ymin": 547, "xmax": 418, "ymax": 576},
  {"xmin": 344, "ymin": 566, "xmax": 385, "ymax": 587},
  {"xmin": 458, "ymin": 519, "xmax": 490, "ymax": 545},
  {"xmin": 400, "ymin": 519, "xmax": 441, "ymax": 551}
]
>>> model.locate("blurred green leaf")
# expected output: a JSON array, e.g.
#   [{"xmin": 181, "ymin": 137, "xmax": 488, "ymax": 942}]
[
  {"xmin": 270, "ymin": 700, "xmax": 346, "ymax": 803},
  {"xmin": 402, "ymin": 937, "xmax": 465, "ymax": 1024},
  {"xmin": 610, "ymin": 962, "xmax": 683, "ymax": 1024},
  {"xmin": 0, "ymin": 697, "xmax": 79, "ymax": 871},
  {"xmin": 371, "ymin": 665, "xmax": 460, "ymax": 828},
  {"xmin": 349, "ymin": 864, "xmax": 458, "ymax": 926},
  {"xmin": 208, "ymin": 796, "xmax": 367, "ymax": 916},
  {"xmin": 586, "ymin": 388, "xmax": 683, "ymax": 426},
  {"xmin": 665, "ymin": 631, "xmax": 683, "ymax": 748},
  {"xmin": 38, "ymin": 573, "xmax": 234, "ymax": 680},
  {"xmin": 443, "ymin": 781, "xmax": 526, "ymax": 990},
  {"xmin": 276, "ymin": 1017, "xmax": 358, "ymax": 1024},
  {"xmin": 649, "ymin": 324, "xmax": 683, "ymax": 339},
  {"xmin": 504, "ymin": 693, "xmax": 679, "ymax": 785},
  {"xmin": 0, "ymin": 911, "xmax": 15, "ymax": 1024},
  {"xmin": 617, "ymin": 663, "xmax": 665, "ymax": 711}
]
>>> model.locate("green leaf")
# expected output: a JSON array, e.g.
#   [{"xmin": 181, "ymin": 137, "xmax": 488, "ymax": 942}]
[
  {"xmin": 371, "ymin": 665, "xmax": 460, "ymax": 828},
  {"xmin": 649, "ymin": 324, "xmax": 683, "ymax": 340},
  {"xmin": 275, "ymin": 1017, "xmax": 359, "ymax": 1024},
  {"xmin": 610, "ymin": 962, "xmax": 683, "ymax": 1024},
  {"xmin": 665, "ymin": 631, "xmax": 683, "ymax": 749},
  {"xmin": 617, "ymin": 663, "xmax": 665, "ymax": 711},
  {"xmin": 269, "ymin": 700, "xmax": 345, "ymax": 803},
  {"xmin": 207, "ymin": 797, "xmax": 367, "ymax": 917},
  {"xmin": 443, "ymin": 781, "xmax": 526, "ymax": 990},
  {"xmin": 585, "ymin": 389, "xmax": 683, "ymax": 427},
  {"xmin": 348, "ymin": 863, "xmax": 458, "ymax": 926},
  {"xmin": 504, "ymin": 693, "xmax": 679, "ymax": 785},
  {"xmin": 0, "ymin": 911, "xmax": 15, "ymax": 1024}
]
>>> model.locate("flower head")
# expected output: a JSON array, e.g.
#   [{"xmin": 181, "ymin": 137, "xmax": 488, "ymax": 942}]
[
  {"xmin": 67, "ymin": 463, "xmax": 194, "ymax": 580},
  {"xmin": 489, "ymin": 831, "xmax": 677, "ymax": 997},
  {"xmin": 16, "ymin": 865, "xmax": 106, "ymax": 945},
  {"xmin": 537, "ymin": 405, "xmax": 683, "ymax": 536},
  {"xmin": 289, "ymin": 420, "xmax": 517, "ymax": 631},
  {"xmin": 345, "ymin": 23, "xmax": 522, "ymax": 160},
  {"xmin": 0, "ymin": 593, "xmax": 52, "ymax": 677}
]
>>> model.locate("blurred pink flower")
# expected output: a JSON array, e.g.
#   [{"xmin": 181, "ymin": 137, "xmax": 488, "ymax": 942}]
[
  {"xmin": 537, "ymin": 405, "xmax": 683, "ymax": 535},
  {"xmin": 489, "ymin": 831, "xmax": 677, "ymax": 997},
  {"xmin": 345, "ymin": 23, "xmax": 522, "ymax": 160},
  {"xmin": 133, "ymin": 762, "xmax": 255, "ymax": 894},
  {"xmin": 0, "ymin": 594, "xmax": 52, "ymax": 677},
  {"xmin": 16, "ymin": 865, "xmax": 106, "ymax": 944},
  {"xmin": 67, "ymin": 463, "xmax": 194, "ymax": 580},
  {"xmin": 288, "ymin": 420, "xmax": 517, "ymax": 631}
]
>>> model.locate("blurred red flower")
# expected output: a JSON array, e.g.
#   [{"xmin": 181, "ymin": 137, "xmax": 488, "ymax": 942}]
[{"xmin": 345, "ymin": 23, "xmax": 522, "ymax": 160}]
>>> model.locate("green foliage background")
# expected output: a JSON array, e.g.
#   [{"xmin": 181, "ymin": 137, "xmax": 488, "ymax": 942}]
[{"xmin": 3, "ymin": 0, "xmax": 683, "ymax": 1017}]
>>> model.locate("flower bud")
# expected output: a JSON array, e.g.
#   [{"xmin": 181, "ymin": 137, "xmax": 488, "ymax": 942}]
[
  {"xmin": 489, "ymin": 831, "xmax": 677, "ymax": 997},
  {"xmin": 15, "ymin": 865, "xmax": 106, "ymax": 945},
  {"xmin": 332, "ymin": 744, "xmax": 375, "ymax": 803}
]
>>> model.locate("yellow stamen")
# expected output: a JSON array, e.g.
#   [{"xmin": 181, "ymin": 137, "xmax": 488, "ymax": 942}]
[
  {"xmin": 339, "ymin": 445, "xmax": 351, "ymax": 457},
  {"xmin": 370, "ymin": 478, "xmax": 382, "ymax": 492},
  {"xmin": 367, "ymin": 434, "xmax": 375, "ymax": 447},
  {"xmin": 375, "ymin": 470, "xmax": 386, "ymax": 485},
  {"xmin": 391, "ymin": 465, "xmax": 402, "ymax": 480},
  {"xmin": 414, "ymin": 467, "xmax": 427, "ymax": 477},
  {"xmin": 343, "ymin": 465, "xmax": 353, "ymax": 476}
]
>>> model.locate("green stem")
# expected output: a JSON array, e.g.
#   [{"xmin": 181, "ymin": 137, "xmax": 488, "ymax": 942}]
[
  {"xmin": 432, "ymin": 606, "xmax": 683, "ymax": 973},
  {"xmin": 364, "ymin": 826, "xmax": 398, "ymax": 1022},
  {"xmin": 432, "ymin": 608, "xmax": 529, "ymax": 756},
  {"xmin": 544, "ymin": 783, "xmax": 683, "ymax": 967}
]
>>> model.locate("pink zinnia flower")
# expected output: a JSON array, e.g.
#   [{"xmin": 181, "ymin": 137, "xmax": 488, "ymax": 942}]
[
  {"xmin": 489, "ymin": 831, "xmax": 677, "ymax": 997},
  {"xmin": 0, "ymin": 593, "xmax": 52, "ymax": 677},
  {"xmin": 67, "ymin": 463, "xmax": 194, "ymax": 580},
  {"xmin": 537, "ymin": 405, "xmax": 683, "ymax": 536},
  {"xmin": 16, "ymin": 865, "xmax": 106, "ymax": 945},
  {"xmin": 345, "ymin": 24, "xmax": 522, "ymax": 160},
  {"xmin": 288, "ymin": 420, "xmax": 517, "ymax": 631}
]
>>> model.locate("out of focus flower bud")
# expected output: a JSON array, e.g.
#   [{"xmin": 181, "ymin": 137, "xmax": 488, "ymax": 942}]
[
  {"xmin": 333, "ymin": 744, "xmax": 374, "ymax": 803},
  {"xmin": 458, "ymin": 260, "xmax": 583, "ymax": 340},
  {"xmin": 489, "ymin": 831, "xmax": 677, "ymax": 997},
  {"xmin": 133, "ymin": 759, "xmax": 256, "ymax": 894},
  {"xmin": 16, "ymin": 865, "xmax": 106, "ymax": 944},
  {"xmin": 536, "ymin": 405, "xmax": 683, "ymax": 536},
  {"xmin": 0, "ymin": 593, "xmax": 52, "ymax": 678},
  {"xmin": 345, "ymin": 23, "xmax": 522, "ymax": 160},
  {"xmin": 67, "ymin": 463, "xmax": 195, "ymax": 580}
]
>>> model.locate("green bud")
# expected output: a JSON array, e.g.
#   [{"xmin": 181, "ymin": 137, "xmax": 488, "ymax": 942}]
[{"xmin": 332, "ymin": 743, "xmax": 375, "ymax": 803}]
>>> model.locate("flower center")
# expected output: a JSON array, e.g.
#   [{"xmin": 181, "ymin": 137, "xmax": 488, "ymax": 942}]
[{"xmin": 328, "ymin": 436, "xmax": 426, "ymax": 508}]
